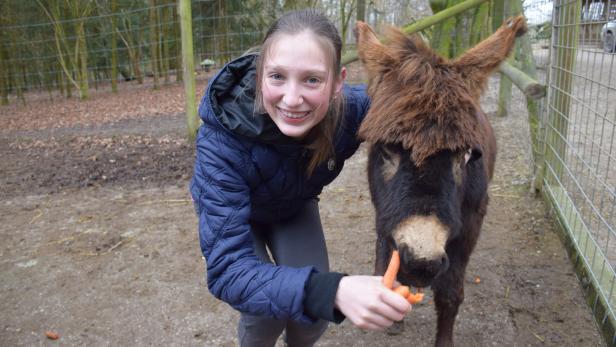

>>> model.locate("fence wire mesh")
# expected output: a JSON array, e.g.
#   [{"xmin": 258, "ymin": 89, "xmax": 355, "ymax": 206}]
[
  {"xmin": 0, "ymin": 1, "xmax": 184, "ymax": 102},
  {"xmin": 0, "ymin": 0, "xmax": 430, "ymax": 104},
  {"xmin": 2, "ymin": 0, "xmax": 615, "ymax": 344},
  {"xmin": 525, "ymin": 0, "xmax": 616, "ymax": 344}
]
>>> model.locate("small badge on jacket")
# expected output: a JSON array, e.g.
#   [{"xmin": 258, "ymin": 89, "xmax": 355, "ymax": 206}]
[{"xmin": 327, "ymin": 158, "xmax": 336, "ymax": 171}]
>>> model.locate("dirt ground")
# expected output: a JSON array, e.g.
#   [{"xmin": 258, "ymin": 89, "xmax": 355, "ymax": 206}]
[{"xmin": 0, "ymin": 72, "xmax": 607, "ymax": 346}]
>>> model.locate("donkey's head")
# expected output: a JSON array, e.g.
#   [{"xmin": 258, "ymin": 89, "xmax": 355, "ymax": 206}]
[{"xmin": 356, "ymin": 17, "xmax": 526, "ymax": 287}]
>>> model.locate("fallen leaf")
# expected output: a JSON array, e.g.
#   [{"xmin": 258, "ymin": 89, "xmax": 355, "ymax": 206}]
[{"xmin": 45, "ymin": 331, "xmax": 60, "ymax": 340}]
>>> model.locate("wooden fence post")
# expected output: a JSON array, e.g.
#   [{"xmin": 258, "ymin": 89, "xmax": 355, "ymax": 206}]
[
  {"xmin": 179, "ymin": 0, "xmax": 198, "ymax": 141},
  {"xmin": 493, "ymin": 0, "xmax": 513, "ymax": 117},
  {"xmin": 547, "ymin": 0, "xmax": 580, "ymax": 181}
]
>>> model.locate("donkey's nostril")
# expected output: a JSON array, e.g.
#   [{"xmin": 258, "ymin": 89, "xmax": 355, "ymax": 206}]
[{"xmin": 398, "ymin": 245, "xmax": 413, "ymax": 265}]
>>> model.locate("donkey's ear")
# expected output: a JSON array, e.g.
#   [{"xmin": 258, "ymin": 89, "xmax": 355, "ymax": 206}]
[
  {"xmin": 355, "ymin": 21, "xmax": 395, "ymax": 80},
  {"xmin": 451, "ymin": 15, "xmax": 527, "ymax": 99}
]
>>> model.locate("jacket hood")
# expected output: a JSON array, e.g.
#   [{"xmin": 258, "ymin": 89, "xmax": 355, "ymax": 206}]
[{"xmin": 205, "ymin": 54, "xmax": 295, "ymax": 144}]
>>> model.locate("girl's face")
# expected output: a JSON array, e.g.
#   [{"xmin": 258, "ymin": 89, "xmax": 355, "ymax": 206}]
[{"xmin": 261, "ymin": 32, "xmax": 346, "ymax": 139}]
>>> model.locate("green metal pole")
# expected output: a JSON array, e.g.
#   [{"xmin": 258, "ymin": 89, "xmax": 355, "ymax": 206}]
[
  {"xmin": 342, "ymin": 0, "xmax": 490, "ymax": 65},
  {"xmin": 179, "ymin": 0, "xmax": 198, "ymax": 141}
]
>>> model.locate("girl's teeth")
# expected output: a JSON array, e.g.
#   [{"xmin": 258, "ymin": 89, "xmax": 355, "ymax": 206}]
[{"xmin": 280, "ymin": 109, "xmax": 308, "ymax": 119}]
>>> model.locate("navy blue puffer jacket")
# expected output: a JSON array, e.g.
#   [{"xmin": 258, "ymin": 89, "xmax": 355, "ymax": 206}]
[{"xmin": 190, "ymin": 54, "xmax": 370, "ymax": 323}]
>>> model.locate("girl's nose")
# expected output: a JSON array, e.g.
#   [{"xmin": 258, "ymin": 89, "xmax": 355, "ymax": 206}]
[{"xmin": 282, "ymin": 86, "xmax": 303, "ymax": 107}]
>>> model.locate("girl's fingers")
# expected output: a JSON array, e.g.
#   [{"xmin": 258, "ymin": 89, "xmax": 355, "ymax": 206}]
[
  {"xmin": 365, "ymin": 314, "xmax": 394, "ymax": 330},
  {"xmin": 356, "ymin": 320, "xmax": 387, "ymax": 331},
  {"xmin": 381, "ymin": 289, "xmax": 412, "ymax": 315},
  {"xmin": 376, "ymin": 303, "xmax": 407, "ymax": 323}
]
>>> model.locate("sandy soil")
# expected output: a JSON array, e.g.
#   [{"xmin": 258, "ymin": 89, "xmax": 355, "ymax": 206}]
[{"xmin": 0, "ymin": 74, "xmax": 606, "ymax": 346}]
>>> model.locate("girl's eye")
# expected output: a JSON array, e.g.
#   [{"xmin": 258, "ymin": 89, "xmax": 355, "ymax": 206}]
[
  {"xmin": 269, "ymin": 73, "xmax": 284, "ymax": 81},
  {"xmin": 306, "ymin": 77, "xmax": 321, "ymax": 84}
]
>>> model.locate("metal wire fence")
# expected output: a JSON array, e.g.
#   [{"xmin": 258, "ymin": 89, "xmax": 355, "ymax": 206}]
[
  {"xmin": 0, "ymin": 0, "xmax": 434, "ymax": 105},
  {"xmin": 524, "ymin": 0, "xmax": 616, "ymax": 344},
  {"xmin": 0, "ymin": 1, "xmax": 183, "ymax": 102},
  {"xmin": 0, "ymin": 1, "xmax": 272, "ymax": 103}
]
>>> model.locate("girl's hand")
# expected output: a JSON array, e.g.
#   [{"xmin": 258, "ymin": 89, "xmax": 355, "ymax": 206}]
[{"xmin": 334, "ymin": 275, "xmax": 411, "ymax": 330}]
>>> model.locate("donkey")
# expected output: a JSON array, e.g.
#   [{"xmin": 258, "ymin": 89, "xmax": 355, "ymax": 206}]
[{"xmin": 355, "ymin": 16, "xmax": 527, "ymax": 347}]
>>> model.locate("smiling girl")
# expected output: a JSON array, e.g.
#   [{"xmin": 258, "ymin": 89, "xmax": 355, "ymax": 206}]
[{"xmin": 190, "ymin": 9, "xmax": 411, "ymax": 346}]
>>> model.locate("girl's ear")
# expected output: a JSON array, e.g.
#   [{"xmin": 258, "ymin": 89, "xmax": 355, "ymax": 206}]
[{"xmin": 334, "ymin": 66, "xmax": 347, "ymax": 96}]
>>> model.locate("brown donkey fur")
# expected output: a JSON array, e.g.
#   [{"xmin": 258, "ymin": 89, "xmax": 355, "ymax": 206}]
[
  {"xmin": 356, "ymin": 16, "xmax": 527, "ymax": 347},
  {"xmin": 357, "ymin": 16, "xmax": 527, "ymax": 169}
]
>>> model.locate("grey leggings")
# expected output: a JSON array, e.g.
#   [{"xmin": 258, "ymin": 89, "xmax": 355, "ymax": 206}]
[{"xmin": 238, "ymin": 199, "xmax": 329, "ymax": 347}]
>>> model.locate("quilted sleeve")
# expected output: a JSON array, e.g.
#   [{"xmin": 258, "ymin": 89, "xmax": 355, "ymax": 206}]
[
  {"xmin": 343, "ymin": 84, "xmax": 371, "ymax": 136},
  {"xmin": 191, "ymin": 126, "xmax": 317, "ymax": 323}
]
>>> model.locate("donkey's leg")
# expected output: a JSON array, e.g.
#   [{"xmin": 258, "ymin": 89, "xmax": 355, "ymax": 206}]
[{"xmin": 431, "ymin": 249, "xmax": 468, "ymax": 347}]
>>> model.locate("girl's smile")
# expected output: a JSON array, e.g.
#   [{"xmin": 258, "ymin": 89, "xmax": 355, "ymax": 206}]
[{"xmin": 277, "ymin": 107, "xmax": 310, "ymax": 122}]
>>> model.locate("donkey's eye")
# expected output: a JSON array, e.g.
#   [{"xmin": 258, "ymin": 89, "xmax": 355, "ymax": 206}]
[
  {"xmin": 470, "ymin": 148, "xmax": 482, "ymax": 162},
  {"xmin": 464, "ymin": 148, "xmax": 482, "ymax": 165},
  {"xmin": 380, "ymin": 147, "xmax": 401, "ymax": 182}
]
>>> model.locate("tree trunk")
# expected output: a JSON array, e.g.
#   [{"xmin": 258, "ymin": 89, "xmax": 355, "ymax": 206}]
[
  {"xmin": 340, "ymin": 0, "xmax": 357, "ymax": 52},
  {"xmin": 76, "ymin": 17, "xmax": 90, "ymax": 99},
  {"xmin": 0, "ymin": 50, "xmax": 9, "ymax": 105},
  {"xmin": 454, "ymin": 4, "xmax": 472, "ymax": 57},
  {"xmin": 9, "ymin": 24, "xmax": 25, "ymax": 105},
  {"xmin": 117, "ymin": 14, "xmax": 144, "ymax": 84},
  {"xmin": 431, "ymin": 0, "xmax": 463, "ymax": 58},
  {"xmin": 216, "ymin": 0, "xmax": 228, "ymax": 63},
  {"xmin": 37, "ymin": 0, "xmax": 80, "ymax": 98},
  {"xmin": 57, "ymin": 69, "xmax": 65, "ymax": 98},
  {"xmin": 137, "ymin": 21, "xmax": 146, "ymax": 84},
  {"xmin": 18, "ymin": 64, "xmax": 26, "ymax": 105},
  {"xmin": 149, "ymin": 0, "xmax": 160, "ymax": 89},
  {"xmin": 173, "ymin": 3, "xmax": 182, "ymax": 82},
  {"xmin": 470, "ymin": 2, "xmax": 489, "ymax": 44},
  {"xmin": 111, "ymin": 0, "xmax": 118, "ymax": 93},
  {"xmin": 0, "ymin": 28, "xmax": 9, "ymax": 105},
  {"xmin": 162, "ymin": 1, "xmax": 171, "ymax": 83},
  {"xmin": 155, "ymin": 3, "xmax": 165, "ymax": 83},
  {"xmin": 357, "ymin": 0, "xmax": 365, "ymax": 22}
]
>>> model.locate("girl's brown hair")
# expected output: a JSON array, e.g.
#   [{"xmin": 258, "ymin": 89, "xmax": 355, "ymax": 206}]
[{"xmin": 254, "ymin": 9, "xmax": 344, "ymax": 176}]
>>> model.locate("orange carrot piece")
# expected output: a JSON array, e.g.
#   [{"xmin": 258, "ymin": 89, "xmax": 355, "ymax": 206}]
[
  {"xmin": 382, "ymin": 250, "xmax": 400, "ymax": 289},
  {"xmin": 393, "ymin": 285, "xmax": 410, "ymax": 298},
  {"xmin": 407, "ymin": 292, "xmax": 424, "ymax": 305}
]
